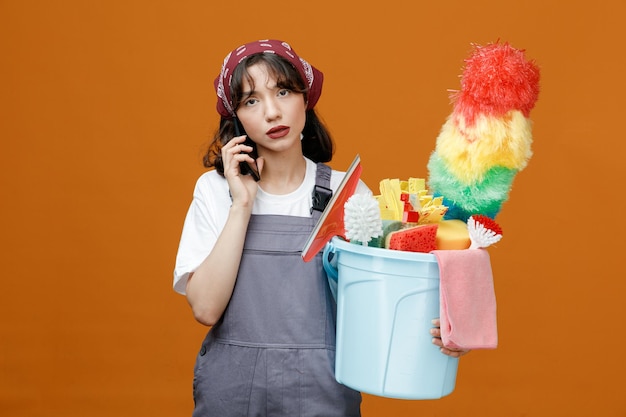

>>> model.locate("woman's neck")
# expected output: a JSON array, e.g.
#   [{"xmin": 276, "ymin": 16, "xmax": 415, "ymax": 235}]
[{"xmin": 257, "ymin": 153, "xmax": 307, "ymax": 195}]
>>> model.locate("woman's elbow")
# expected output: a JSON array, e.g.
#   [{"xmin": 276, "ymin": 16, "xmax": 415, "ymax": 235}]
[
  {"xmin": 185, "ymin": 274, "xmax": 226, "ymax": 326},
  {"xmin": 186, "ymin": 302, "xmax": 219, "ymax": 326}
]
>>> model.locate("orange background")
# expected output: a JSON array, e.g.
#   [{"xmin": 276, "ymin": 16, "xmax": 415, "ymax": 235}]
[{"xmin": 1, "ymin": 1, "xmax": 625, "ymax": 416}]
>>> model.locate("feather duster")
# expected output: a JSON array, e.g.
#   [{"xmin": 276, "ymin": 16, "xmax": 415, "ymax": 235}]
[{"xmin": 427, "ymin": 42, "xmax": 540, "ymax": 221}]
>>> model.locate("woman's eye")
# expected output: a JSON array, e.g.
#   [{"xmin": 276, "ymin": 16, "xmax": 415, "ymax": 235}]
[
  {"xmin": 278, "ymin": 89, "xmax": 290, "ymax": 97},
  {"xmin": 244, "ymin": 98, "xmax": 258, "ymax": 106}
]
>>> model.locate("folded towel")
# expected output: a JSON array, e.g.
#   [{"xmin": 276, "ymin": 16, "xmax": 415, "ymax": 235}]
[{"xmin": 431, "ymin": 249, "xmax": 498, "ymax": 350}]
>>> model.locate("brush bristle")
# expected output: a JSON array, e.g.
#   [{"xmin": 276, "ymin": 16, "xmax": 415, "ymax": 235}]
[
  {"xmin": 467, "ymin": 214, "xmax": 503, "ymax": 249},
  {"xmin": 472, "ymin": 214, "xmax": 503, "ymax": 235}
]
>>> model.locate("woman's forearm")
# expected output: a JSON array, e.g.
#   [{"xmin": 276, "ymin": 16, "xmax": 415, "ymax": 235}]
[{"xmin": 185, "ymin": 204, "xmax": 252, "ymax": 326}]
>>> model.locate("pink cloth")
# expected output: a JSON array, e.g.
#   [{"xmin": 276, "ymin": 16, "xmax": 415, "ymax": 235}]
[{"xmin": 431, "ymin": 249, "xmax": 498, "ymax": 350}]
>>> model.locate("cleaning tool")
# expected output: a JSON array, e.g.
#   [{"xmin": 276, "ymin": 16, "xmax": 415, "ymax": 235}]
[
  {"xmin": 302, "ymin": 155, "xmax": 362, "ymax": 262},
  {"xmin": 427, "ymin": 42, "xmax": 540, "ymax": 221},
  {"xmin": 344, "ymin": 192, "xmax": 383, "ymax": 246},
  {"xmin": 467, "ymin": 215, "xmax": 503, "ymax": 249}
]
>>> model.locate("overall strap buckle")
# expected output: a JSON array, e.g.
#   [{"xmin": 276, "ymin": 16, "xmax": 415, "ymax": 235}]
[{"xmin": 311, "ymin": 185, "xmax": 333, "ymax": 214}]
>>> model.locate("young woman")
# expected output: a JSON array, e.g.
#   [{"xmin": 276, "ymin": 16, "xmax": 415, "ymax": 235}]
[{"xmin": 174, "ymin": 39, "xmax": 466, "ymax": 417}]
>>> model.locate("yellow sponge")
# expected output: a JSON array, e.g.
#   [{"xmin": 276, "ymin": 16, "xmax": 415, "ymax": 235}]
[{"xmin": 435, "ymin": 220, "xmax": 471, "ymax": 250}]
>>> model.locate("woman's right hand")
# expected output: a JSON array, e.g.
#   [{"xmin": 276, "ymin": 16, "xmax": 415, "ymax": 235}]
[{"xmin": 221, "ymin": 135, "xmax": 264, "ymax": 209}]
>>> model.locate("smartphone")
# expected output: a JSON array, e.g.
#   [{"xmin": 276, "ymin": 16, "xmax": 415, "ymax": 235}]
[{"xmin": 233, "ymin": 118, "xmax": 261, "ymax": 181}]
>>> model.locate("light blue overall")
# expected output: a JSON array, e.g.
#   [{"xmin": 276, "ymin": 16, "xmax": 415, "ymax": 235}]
[{"xmin": 192, "ymin": 164, "xmax": 362, "ymax": 417}]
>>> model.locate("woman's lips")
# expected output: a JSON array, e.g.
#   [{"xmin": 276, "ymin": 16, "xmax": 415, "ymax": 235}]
[{"xmin": 266, "ymin": 126, "xmax": 290, "ymax": 139}]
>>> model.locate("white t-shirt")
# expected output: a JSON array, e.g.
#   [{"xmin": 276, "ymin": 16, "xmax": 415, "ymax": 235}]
[{"xmin": 173, "ymin": 157, "xmax": 370, "ymax": 294}]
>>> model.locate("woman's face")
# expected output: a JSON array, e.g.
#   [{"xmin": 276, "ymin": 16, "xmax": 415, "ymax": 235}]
[{"xmin": 235, "ymin": 63, "xmax": 307, "ymax": 155}]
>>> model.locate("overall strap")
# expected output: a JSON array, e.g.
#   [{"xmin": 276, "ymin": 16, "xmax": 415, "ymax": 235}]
[{"xmin": 315, "ymin": 162, "xmax": 332, "ymax": 188}]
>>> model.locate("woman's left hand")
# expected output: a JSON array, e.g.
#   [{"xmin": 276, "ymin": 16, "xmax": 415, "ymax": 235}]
[{"xmin": 430, "ymin": 319, "xmax": 471, "ymax": 358}]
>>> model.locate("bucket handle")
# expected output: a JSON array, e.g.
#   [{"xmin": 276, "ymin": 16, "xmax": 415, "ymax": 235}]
[{"xmin": 322, "ymin": 241, "xmax": 338, "ymax": 301}]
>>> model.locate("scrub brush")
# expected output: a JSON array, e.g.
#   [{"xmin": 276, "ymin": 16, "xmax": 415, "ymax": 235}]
[
  {"xmin": 468, "ymin": 214, "xmax": 503, "ymax": 249},
  {"xmin": 344, "ymin": 193, "xmax": 383, "ymax": 246}
]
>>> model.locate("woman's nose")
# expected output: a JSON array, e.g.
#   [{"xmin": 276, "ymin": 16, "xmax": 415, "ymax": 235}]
[{"xmin": 264, "ymin": 98, "xmax": 281, "ymax": 121}]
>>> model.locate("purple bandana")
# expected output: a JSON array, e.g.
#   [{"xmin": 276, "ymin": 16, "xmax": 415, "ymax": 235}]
[{"xmin": 214, "ymin": 39, "xmax": 324, "ymax": 118}]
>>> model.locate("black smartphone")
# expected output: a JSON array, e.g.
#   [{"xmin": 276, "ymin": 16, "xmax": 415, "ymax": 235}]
[{"xmin": 233, "ymin": 117, "xmax": 261, "ymax": 181}]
